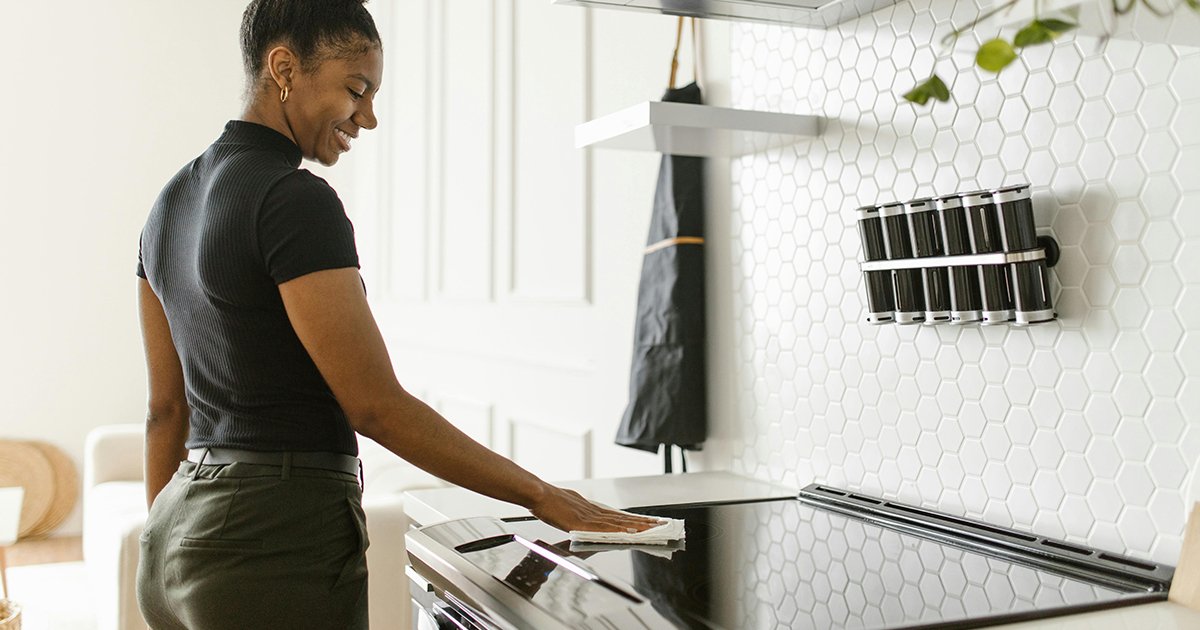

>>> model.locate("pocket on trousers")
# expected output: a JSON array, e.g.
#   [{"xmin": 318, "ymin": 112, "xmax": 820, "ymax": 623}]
[
  {"xmin": 179, "ymin": 537, "xmax": 264, "ymax": 551},
  {"xmin": 140, "ymin": 472, "xmax": 184, "ymax": 542},
  {"xmin": 332, "ymin": 497, "xmax": 369, "ymax": 591}
]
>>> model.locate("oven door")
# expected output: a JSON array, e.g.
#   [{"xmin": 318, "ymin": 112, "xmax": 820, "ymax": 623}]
[{"xmin": 409, "ymin": 565, "xmax": 504, "ymax": 630}]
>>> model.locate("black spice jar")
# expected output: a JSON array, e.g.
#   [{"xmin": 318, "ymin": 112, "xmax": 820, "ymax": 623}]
[
  {"xmin": 962, "ymin": 190, "xmax": 1014, "ymax": 325},
  {"xmin": 879, "ymin": 201, "xmax": 925, "ymax": 324},
  {"xmin": 993, "ymin": 184, "xmax": 1037, "ymax": 251},
  {"xmin": 905, "ymin": 198, "xmax": 950, "ymax": 324},
  {"xmin": 993, "ymin": 184, "xmax": 1055, "ymax": 325},
  {"xmin": 935, "ymin": 194, "xmax": 983, "ymax": 324},
  {"xmin": 856, "ymin": 205, "xmax": 895, "ymax": 324}
]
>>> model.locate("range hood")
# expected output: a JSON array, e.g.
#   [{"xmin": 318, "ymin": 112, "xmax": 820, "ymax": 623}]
[{"xmin": 554, "ymin": 0, "xmax": 900, "ymax": 28}]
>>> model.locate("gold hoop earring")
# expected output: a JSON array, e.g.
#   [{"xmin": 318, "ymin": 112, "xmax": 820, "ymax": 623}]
[{"xmin": 280, "ymin": 85, "xmax": 290, "ymax": 103}]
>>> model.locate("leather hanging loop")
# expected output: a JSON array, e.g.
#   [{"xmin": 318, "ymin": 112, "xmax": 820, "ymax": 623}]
[
  {"xmin": 667, "ymin": 17, "xmax": 701, "ymax": 90},
  {"xmin": 668, "ymin": 16, "xmax": 685, "ymax": 89},
  {"xmin": 691, "ymin": 18, "xmax": 700, "ymax": 88}
]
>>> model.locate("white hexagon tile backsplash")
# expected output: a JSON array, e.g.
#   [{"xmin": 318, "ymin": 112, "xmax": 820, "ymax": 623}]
[{"xmin": 726, "ymin": 0, "xmax": 1200, "ymax": 564}]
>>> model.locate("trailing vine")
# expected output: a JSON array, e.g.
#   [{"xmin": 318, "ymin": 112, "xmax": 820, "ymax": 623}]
[{"xmin": 904, "ymin": 0, "xmax": 1200, "ymax": 105}]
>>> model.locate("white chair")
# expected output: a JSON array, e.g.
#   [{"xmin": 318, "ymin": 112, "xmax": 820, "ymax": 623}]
[
  {"xmin": 83, "ymin": 424, "xmax": 444, "ymax": 630},
  {"xmin": 0, "ymin": 486, "xmax": 24, "ymax": 601}
]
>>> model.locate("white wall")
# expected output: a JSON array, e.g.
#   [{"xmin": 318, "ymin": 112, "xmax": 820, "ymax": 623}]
[
  {"xmin": 725, "ymin": 2, "xmax": 1200, "ymax": 566},
  {"xmin": 0, "ymin": 0, "xmax": 355, "ymax": 536},
  {"xmin": 0, "ymin": 0, "xmax": 725, "ymax": 535},
  {"xmin": 354, "ymin": 1, "xmax": 733, "ymax": 482}
]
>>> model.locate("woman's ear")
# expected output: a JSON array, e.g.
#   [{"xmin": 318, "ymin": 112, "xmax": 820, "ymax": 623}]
[{"xmin": 265, "ymin": 45, "xmax": 298, "ymax": 89}]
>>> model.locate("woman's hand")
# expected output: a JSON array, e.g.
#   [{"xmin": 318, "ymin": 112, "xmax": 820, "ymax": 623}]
[{"xmin": 529, "ymin": 485, "xmax": 664, "ymax": 533}]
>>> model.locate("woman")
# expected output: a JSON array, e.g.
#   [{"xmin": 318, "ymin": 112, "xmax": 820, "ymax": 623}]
[{"xmin": 134, "ymin": 1, "xmax": 659, "ymax": 628}]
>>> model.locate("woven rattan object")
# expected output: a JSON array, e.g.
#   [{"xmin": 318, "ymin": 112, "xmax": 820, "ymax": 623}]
[
  {"xmin": 0, "ymin": 441, "xmax": 53, "ymax": 539},
  {"xmin": 0, "ymin": 599, "xmax": 20, "ymax": 629},
  {"xmin": 24, "ymin": 442, "xmax": 78, "ymax": 538}
]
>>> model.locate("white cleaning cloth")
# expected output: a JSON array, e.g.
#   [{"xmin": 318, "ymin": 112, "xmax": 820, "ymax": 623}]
[
  {"xmin": 568, "ymin": 512, "xmax": 686, "ymax": 546},
  {"xmin": 569, "ymin": 541, "xmax": 684, "ymax": 559}
]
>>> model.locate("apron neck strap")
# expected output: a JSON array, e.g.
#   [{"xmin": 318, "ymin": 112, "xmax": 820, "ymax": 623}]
[{"xmin": 667, "ymin": 17, "xmax": 700, "ymax": 90}]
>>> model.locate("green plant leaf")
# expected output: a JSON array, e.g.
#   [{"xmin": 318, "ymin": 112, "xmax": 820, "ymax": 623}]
[
  {"xmin": 1015, "ymin": 19, "xmax": 1078, "ymax": 47},
  {"xmin": 976, "ymin": 38, "xmax": 1018, "ymax": 72},
  {"xmin": 1014, "ymin": 22, "xmax": 1053, "ymax": 47},
  {"xmin": 902, "ymin": 85, "xmax": 932, "ymax": 105},
  {"xmin": 903, "ymin": 89, "xmax": 931, "ymax": 105},
  {"xmin": 1038, "ymin": 18, "xmax": 1079, "ymax": 34},
  {"xmin": 1187, "ymin": 0, "xmax": 1199, "ymax": 11},
  {"xmin": 904, "ymin": 75, "xmax": 951, "ymax": 105},
  {"xmin": 927, "ymin": 74, "xmax": 950, "ymax": 101}
]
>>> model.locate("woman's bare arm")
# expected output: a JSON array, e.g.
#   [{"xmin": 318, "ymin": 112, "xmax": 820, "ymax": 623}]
[
  {"xmin": 138, "ymin": 279, "xmax": 189, "ymax": 508},
  {"xmin": 279, "ymin": 268, "xmax": 659, "ymax": 533}
]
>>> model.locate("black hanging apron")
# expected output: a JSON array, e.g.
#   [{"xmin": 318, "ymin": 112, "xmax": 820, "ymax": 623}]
[{"xmin": 616, "ymin": 18, "xmax": 707, "ymax": 470}]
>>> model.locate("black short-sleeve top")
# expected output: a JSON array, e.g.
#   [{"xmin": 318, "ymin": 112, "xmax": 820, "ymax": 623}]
[{"xmin": 138, "ymin": 120, "xmax": 359, "ymax": 455}]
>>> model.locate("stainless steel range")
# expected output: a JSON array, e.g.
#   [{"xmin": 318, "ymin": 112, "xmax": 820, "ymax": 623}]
[{"xmin": 405, "ymin": 484, "xmax": 1172, "ymax": 629}]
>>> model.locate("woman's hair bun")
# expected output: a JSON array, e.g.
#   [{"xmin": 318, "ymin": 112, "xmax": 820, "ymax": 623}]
[{"xmin": 240, "ymin": 0, "xmax": 381, "ymax": 80}]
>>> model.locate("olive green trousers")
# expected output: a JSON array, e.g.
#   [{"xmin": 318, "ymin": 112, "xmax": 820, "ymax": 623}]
[{"xmin": 136, "ymin": 460, "xmax": 369, "ymax": 629}]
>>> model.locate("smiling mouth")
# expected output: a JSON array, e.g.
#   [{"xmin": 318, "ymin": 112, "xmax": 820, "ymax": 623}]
[{"xmin": 336, "ymin": 128, "xmax": 354, "ymax": 151}]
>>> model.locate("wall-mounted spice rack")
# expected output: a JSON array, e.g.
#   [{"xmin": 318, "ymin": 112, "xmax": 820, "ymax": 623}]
[{"xmin": 857, "ymin": 184, "xmax": 1061, "ymax": 327}]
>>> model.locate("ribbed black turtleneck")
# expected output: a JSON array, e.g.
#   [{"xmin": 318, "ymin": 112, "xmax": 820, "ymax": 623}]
[{"xmin": 138, "ymin": 120, "xmax": 360, "ymax": 455}]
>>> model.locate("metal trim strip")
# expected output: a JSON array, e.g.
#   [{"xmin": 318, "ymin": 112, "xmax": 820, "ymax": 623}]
[
  {"xmin": 859, "ymin": 248, "xmax": 1047, "ymax": 272},
  {"xmin": 797, "ymin": 484, "xmax": 1175, "ymax": 593}
]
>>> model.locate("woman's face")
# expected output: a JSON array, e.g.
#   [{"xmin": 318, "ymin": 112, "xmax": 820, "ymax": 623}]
[{"xmin": 288, "ymin": 45, "xmax": 383, "ymax": 166}]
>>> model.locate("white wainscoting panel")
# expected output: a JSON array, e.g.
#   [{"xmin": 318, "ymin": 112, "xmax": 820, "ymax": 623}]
[
  {"xmin": 382, "ymin": 0, "xmax": 431, "ymax": 300},
  {"xmin": 432, "ymin": 393, "xmax": 496, "ymax": 450},
  {"xmin": 491, "ymin": 1, "xmax": 516, "ymax": 303},
  {"xmin": 508, "ymin": 1, "xmax": 591, "ymax": 303},
  {"xmin": 436, "ymin": 0, "xmax": 496, "ymax": 301},
  {"xmin": 360, "ymin": 2, "xmax": 732, "ymax": 489},
  {"xmin": 508, "ymin": 416, "xmax": 593, "ymax": 482}
]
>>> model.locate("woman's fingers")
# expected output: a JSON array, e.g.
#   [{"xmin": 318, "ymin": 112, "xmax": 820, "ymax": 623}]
[
  {"xmin": 532, "ymin": 487, "xmax": 667, "ymax": 530},
  {"xmin": 531, "ymin": 485, "xmax": 667, "ymax": 532},
  {"xmin": 608, "ymin": 513, "xmax": 662, "ymax": 529},
  {"xmin": 584, "ymin": 516, "xmax": 652, "ymax": 532}
]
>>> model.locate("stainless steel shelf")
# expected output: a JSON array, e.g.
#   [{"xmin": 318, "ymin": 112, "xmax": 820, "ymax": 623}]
[
  {"xmin": 859, "ymin": 249, "xmax": 1048, "ymax": 273},
  {"xmin": 554, "ymin": 0, "xmax": 904, "ymax": 29}
]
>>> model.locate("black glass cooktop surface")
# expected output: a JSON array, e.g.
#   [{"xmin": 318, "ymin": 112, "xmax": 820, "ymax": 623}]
[{"xmin": 431, "ymin": 494, "xmax": 1167, "ymax": 629}]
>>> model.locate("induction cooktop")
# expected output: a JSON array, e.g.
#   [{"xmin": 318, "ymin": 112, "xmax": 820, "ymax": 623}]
[{"xmin": 406, "ymin": 484, "xmax": 1173, "ymax": 629}]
